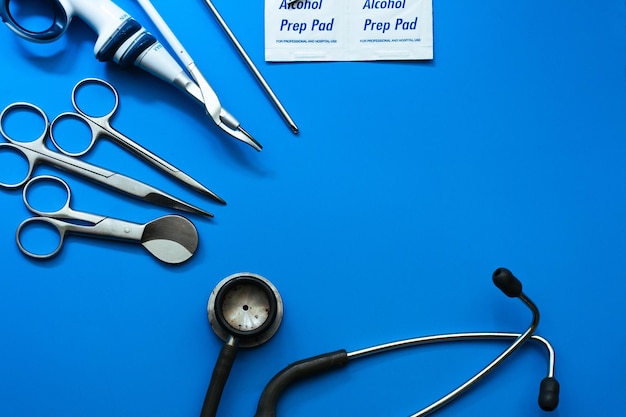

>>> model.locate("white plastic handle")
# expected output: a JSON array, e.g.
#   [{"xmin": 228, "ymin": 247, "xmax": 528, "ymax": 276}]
[{"xmin": 135, "ymin": 0, "xmax": 194, "ymax": 67}]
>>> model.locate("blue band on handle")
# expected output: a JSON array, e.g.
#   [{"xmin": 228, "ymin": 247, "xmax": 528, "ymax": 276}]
[
  {"xmin": 0, "ymin": 0, "xmax": 68, "ymax": 42},
  {"xmin": 118, "ymin": 32, "xmax": 157, "ymax": 69},
  {"xmin": 96, "ymin": 18, "xmax": 142, "ymax": 62}
]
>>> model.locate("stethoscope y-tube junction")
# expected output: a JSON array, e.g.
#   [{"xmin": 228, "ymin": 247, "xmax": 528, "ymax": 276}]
[{"xmin": 252, "ymin": 268, "xmax": 559, "ymax": 417}]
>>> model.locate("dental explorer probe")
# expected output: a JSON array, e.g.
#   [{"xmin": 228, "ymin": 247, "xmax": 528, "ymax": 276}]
[
  {"xmin": 201, "ymin": 0, "xmax": 299, "ymax": 134},
  {"xmin": 136, "ymin": 0, "xmax": 262, "ymax": 151}
]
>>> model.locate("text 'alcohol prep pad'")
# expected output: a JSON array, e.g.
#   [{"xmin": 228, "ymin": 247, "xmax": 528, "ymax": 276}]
[{"xmin": 265, "ymin": 0, "xmax": 433, "ymax": 62}]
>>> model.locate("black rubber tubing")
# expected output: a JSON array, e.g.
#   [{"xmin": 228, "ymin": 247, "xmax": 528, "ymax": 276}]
[
  {"xmin": 254, "ymin": 350, "xmax": 350, "ymax": 417},
  {"xmin": 200, "ymin": 342, "xmax": 238, "ymax": 417}
]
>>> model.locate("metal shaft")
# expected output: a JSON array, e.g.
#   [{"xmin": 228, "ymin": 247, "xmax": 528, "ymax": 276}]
[
  {"xmin": 348, "ymin": 332, "xmax": 555, "ymax": 379},
  {"xmin": 408, "ymin": 293, "xmax": 541, "ymax": 417},
  {"xmin": 201, "ymin": 0, "xmax": 299, "ymax": 134}
]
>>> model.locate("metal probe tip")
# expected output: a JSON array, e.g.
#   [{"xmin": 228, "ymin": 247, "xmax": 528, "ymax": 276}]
[
  {"xmin": 289, "ymin": 121, "xmax": 299, "ymax": 134},
  {"xmin": 202, "ymin": 0, "xmax": 299, "ymax": 134},
  {"xmin": 239, "ymin": 125, "xmax": 263, "ymax": 151}
]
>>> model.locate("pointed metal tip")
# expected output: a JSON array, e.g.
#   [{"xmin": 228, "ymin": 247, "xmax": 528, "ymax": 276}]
[
  {"xmin": 185, "ymin": 205, "xmax": 214, "ymax": 218},
  {"xmin": 199, "ymin": 209, "xmax": 215, "ymax": 218},
  {"xmin": 212, "ymin": 192, "xmax": 227, "ymax": 205},
  {"xmin": 145, "ymin": 193, "xmax": 214, "ymax": 218},
  {"xmin": 189, "ymin": 178, "xmax": 226, "ymax": 205},
  {"xmin": 197, "ymin": 186, "xmax": 227, "ymax": 205},
  {"xmin": 238, "ymin": 125, "xmax": 263, "ymax": 151},
  {"xmin": 182, "ymin": 205, "xmax": 214, "ymax": 218}
]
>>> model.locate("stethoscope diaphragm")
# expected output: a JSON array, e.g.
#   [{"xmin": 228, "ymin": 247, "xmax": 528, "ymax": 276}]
[{"xmin": 208, "ymin": 272, "xmax": 283, "ymax": 348}]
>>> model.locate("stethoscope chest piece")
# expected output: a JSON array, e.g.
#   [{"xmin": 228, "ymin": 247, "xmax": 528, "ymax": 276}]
[{"xmin": 208, "ymin": 272, "xmax": 283, "ymax": 348}]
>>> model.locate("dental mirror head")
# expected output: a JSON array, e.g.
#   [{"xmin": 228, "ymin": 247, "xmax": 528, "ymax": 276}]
[{"xmin": 208, "ymin": 272, "xmax": 283, "ymax": 348}]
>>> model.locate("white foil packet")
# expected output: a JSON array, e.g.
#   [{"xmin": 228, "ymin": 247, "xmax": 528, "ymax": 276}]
[{"xmin": 265, "ymin": 0, "xmax": 433, "ymax": 62}]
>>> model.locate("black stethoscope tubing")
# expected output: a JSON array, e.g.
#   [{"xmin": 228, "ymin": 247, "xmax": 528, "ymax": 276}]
[
  {"xmin": 202, "ymin": 269, "xmax": 559, "ymax": 417},
  {"xmin": 202, "ymin": 273, "xmax": 284, "ymax": 417},
  {"xmin": 254, "ymin": 333, "xmax": 557, "ymax": 417}
]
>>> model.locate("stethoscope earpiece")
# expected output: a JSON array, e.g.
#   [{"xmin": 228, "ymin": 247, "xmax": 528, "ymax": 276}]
[
  {"xmin": 492, "ymin": 267, "xmax": 523, "ymax": 297},
  {"xmin": 539, "ymin": 376, "xmax": 560, "ymax": 411},
  {"xmin": 253, "ymin": 268, "xmax": 559, "ymax": 417}
]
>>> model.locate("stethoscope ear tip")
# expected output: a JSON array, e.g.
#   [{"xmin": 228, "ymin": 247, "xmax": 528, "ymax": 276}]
[
  {"xmin": 492, "ymin": 267, "xmax": 523, "ymax": 298},
  {"xmin": 538, "ymin": 376, "xmax": 560, "ymax": 411}
]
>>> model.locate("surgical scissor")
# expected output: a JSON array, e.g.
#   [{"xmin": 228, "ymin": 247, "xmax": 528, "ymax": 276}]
[
  {"xmin": 50, "ymin": 78, "xmax": 225, "ymax": 204},
  {"xmin": 0, "ymin": 0, "xmax": 261, "ymax": 150},
  {"xmin": 17, "ymin": 175, "xmax": 199, "ymax": 264},
  {"xmin": 0, "ymin": 102, "xmax": 212, "ymax": 217}
]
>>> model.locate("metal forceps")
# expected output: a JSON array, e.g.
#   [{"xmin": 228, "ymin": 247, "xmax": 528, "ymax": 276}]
[
  {"xmin": 49, "ymin": 78, "xmax": 225, "ymax": 204},
  {"xmin": 136, "ymin": 0, "xmax": 263, "ymax": 151},
  {"xmin": 0, "ymin": 102, "xmax": 212, "ymax": 217},
  {"xmin": 17, "ymin": 175, "xmax": 199, "ymax": 264},
  {"xmin": 0, "ymin": 0, "xmax": 259, "ymax": 151}
]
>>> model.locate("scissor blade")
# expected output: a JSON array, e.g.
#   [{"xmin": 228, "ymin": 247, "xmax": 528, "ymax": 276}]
[
  {"xmin": 169, "ymin": 170, "xmax": 226, "ymax": 204},
  {"xmin": 17, "ymin": 141, "xmax": 213, "ymax": 216},
  {"xmin": 69, "ymin": 106, "xmax": 226, "ymax": 203},
  {"xmin": 102, "ymin": 174, "xmax": 213, "ymax": 217},
  {"xmin": 143, "ymin": 192, "xmax": 212, "ymax": 217}
]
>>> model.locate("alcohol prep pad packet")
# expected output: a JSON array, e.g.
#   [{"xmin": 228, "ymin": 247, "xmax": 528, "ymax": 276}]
[{"xmin": 265, "ymin": 0, "xmax": 433, "ymax": 62}]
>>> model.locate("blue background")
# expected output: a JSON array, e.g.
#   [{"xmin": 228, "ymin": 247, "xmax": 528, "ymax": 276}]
[{"xmin": 0, "ymin": 1, "xmax": 624, "ymax": 416}]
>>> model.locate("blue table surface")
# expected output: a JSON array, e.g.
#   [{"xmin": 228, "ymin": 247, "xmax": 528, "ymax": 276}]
[{"xmin": 0, "ymin": 1, "xmax": 624, "ymax": 416}]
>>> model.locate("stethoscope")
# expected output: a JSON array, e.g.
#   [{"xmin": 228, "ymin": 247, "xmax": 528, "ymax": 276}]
[{"xmin": 200, "ymin": 269, "xmax": 560, "ymax": 417}]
